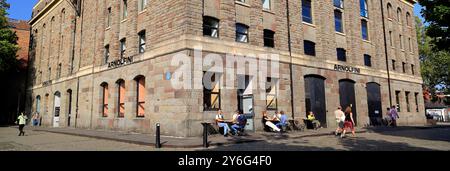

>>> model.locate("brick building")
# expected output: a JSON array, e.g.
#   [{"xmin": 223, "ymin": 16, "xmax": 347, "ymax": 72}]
[
  {"xmin": 0, "ymin": 19, "xmax": 30, "ymax": 125},
  {"xmin": 26, "ymin": 0, "xmax": 425, "ymax": 137}
]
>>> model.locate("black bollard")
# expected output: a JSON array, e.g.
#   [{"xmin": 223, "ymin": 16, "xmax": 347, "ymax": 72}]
[
  {"xmin": 155, "ymin": 123, "xmax": 161, "ymax": 148},
  {"xmin": 202, "ymin": 123, "xmax": 209, "ymax": 148}
]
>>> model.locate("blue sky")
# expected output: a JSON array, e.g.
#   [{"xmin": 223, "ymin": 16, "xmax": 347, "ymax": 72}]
[{"xmin": 6, "ymin": 0, "xmax": 425, "ymax": 22}]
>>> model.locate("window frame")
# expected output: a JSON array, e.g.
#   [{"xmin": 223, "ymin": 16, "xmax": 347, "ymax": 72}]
[
  {"xmin": 266, "ymin": 77, "xmax": 278, "ymax": 110},
  {"xmin": 262, "ymin": 0, "xmax": 271, "ymax": 10},
  {"xmin": 235, "ymin": 23, "xmax": 249, "ymax": 43},
  {"xmin": 263, "ymin": 29, "xmax": 275, "ymax": 48},
  {"xmin": 334, "ymin": 9, "xmax": 344, "ymax": 33},
  {"xmin": 104, "ymin": 44, "xmax": 110, "ymax": 64},
  {"xmin": 203, "ymin": 16, "xmax": 220, "ymax": 38},
  {"xmin": 361, "ymin": 19, "xmax": 369, "ymax": 40},
  {"xmin": 135, "ymin": 76, "xmax": 145, "ymax": 118},
  {"xmin": 203, "ymin": 72, "xmax": 221, "ymax": 111},
  {"xmin": 302, "ymin": 0, "xmax": 313, "ymax": 24},
  {"xmin": 360, "ymin": 0, "xmax": 368, "ymax": 18},
  {"xmin": 304, "ymin": 40, "xmax": 316, "ymax": 56},
  {"xmin": 337, "ymin": 48, "xmax": 347, "ymax": 62},
  {"xmin": 138, "ymin": 30, "xmax": 146, "ymax": 54},
  {"xmin": 101, "ymin": 83, "xmax": 109, "ymax": 117},
  {"xmin": 364, "ymin": 54, "xmax": 372, "ymax": 67},
  {"xmin": 120, "ymin": 38, "xmax": 126, "ymax": 58}
]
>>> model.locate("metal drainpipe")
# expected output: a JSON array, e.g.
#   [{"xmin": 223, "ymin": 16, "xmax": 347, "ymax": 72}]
[
  {"xmin": 380, "ymin": 0, "xmax": 393, "ymax": 107},
  {"xmin": 286, "ymin": 0, "xmax": 295, "ymax": 119},
  {"xmin": 74, "ymin": 0, "xmax": 84, "ymax": 128}
]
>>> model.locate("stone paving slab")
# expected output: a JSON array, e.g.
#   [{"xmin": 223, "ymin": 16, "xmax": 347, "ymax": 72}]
[{"xmin": 27, "ymin": 124, "xmax": 450, "ymax": 148}]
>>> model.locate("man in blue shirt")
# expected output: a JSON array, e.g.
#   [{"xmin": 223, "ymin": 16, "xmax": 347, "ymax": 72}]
[{"xmin": 275, "ymin": 111, "xmax": 288, "ymax": 130}]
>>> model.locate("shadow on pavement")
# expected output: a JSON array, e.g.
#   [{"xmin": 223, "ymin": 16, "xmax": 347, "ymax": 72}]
[{"xmin": 366, "ymin": 126, "xmax": 450, "ymax": 142}]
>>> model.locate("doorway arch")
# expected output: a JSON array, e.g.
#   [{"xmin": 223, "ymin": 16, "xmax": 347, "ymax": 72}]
[
  {"xmin": 53, "ymin": 91, "xmax": 61, "ymax": 127},
  {"xmin": 366, "ymin": 82, "xmax": 382, "ymax": 125},
  {"xmin": 304, "ymin": 75, "xmax": 327, "ymax": 127},
  {"xmin": 339, "ymin": 79, "xmax": 357, "ymax": 126}
]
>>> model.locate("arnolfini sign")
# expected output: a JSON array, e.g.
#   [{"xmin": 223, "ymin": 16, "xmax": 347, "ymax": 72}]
[
  {"xmin": 108, "ymin": 56, "xmax": 134, "ymax": 69},
  {"xmin": 334, "ymin": 64, "xmax": 361, "ymax": 74}
]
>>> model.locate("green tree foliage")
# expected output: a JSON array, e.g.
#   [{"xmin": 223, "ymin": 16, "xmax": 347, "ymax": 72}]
[
  {"xmin": 0, "ymin": 0, "xmax": 18, "ymax": 73},
  {"xmin": 418, "ymin": 0, "xmax": 450, "ymax": 51},
  {"xmin": 416, "ymin": 16, "xmax": 450, "ymax": 95}
]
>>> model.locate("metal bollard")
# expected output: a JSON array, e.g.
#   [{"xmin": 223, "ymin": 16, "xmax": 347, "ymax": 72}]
[
  {"xmin": 201, "ymin": 123, "xmax": 209, "ymax": 148},
  {"xmin": 155, "ymin": 123, "xmax": 161, "ymax": 148}
]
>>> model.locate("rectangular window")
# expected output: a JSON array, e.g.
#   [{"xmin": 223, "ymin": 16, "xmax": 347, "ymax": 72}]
[
  {"xmin": 414, "ymin": 92, "xmax": 419, "ymax": 112},
  {"xmin": 334, "ymin": 10, "xmax": 343, "ymax": 33},
  {"xmin": 104, "ymin": 45, "xmax": 110, "ymax": 64},
  {"xmin": 334, "ymin": 0, "xmax": 344, "ymax": 8},
  {"xmin": 402, "ymin": 62, "xmax": 406, "ymax": 73},
  {"xmin": 263, "ymin": 29, "xmax": 275, "ymax": 48},
  {"xmin": 360, "ymin": 0, "xmax": 368, "ymax": 18},
  {"xmin": 120, "ymin": 39, "xmax": 126, "ymax": 58},
  {"xmin": 361, "ymin": 20, "xmax": 369, "ymax": 40},
  {"xmin": 236, "ymin": 23, "xmax": 249, "ymax": 43},
  {"xmin": 266, "ymin": 77, "xmax": 278, "ymax": 110},
  {"xmin": 138, "ymin": 31, "xmax": 146, "ymax": 54},
  {"xmin": 57, "ymin": 63, "xmax": 61, "ymax": 78},
  {"xmin": 389, "ymin": 31, "xmax": 393, "ymax": 46},
  {"xmin": 405, "ymin": 91, "xmax": 411, "ymax": 112},
  {"xmin": 337, "ymin": 48, "xmax": 346, "ymax": 62},
  {"xmin": 304, "ymin": 40, "xmax": 316, "ymax": 56},
  {"xmin": 364, "ymin": 54, "xmax": 372, "ymax": 67},
  {"xmin": 203, "ymin": 16, "xmax": 219, "ymax": 38},
  {"xmin": 139, "ymin": 0, "xmax": 147, "ymax": 12},
  {"xmin": 408, "ymin": 37, "xmax": 412, "ymax": 52},
  {"xmin": 395, "ymin": 91, "xmax": 401, "ymax": 112},
  {"xmin": 399, "ymin": 34, "xmax": 403, "ymax": 50},
  {"xmin": 122, "ymin": 0, "xmax": 128, "ymax": 19},
  {"xmin": 203, "ymin": 72, "xmax": 221, "ymax": 111},
  {"xmin": 302, "ymin": 0, "xmax": 313, "ymax": 24},
  {"xmin": 392, "ymin": 60, "xmax": 396, "ymax": 71},
  {"xmin": 262, "ymin": 0, "xmax": 271, "ymax": 10},
  {"xmin": 107, "ymin": 7, "xmax": 111, "ymax": 27},
  {"xmin": 411, "ymin": 64, "xmax": 415, "ymax": 75}
]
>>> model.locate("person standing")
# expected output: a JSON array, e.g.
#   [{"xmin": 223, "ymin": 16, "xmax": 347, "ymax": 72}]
[
  {"xmin": 390, "ymin": 105, "xmax": 400, "ymax": 127},
  {"xmin": 341, "ymin": 107, "xmax": 356, "ymax": 138},
  {"xmin": 334, "ymin": 106, "xmax": 345, "ymax": 135},
  {"xmin": 17, "ymin": 112, "xmax": 28, "ymax": 136}
]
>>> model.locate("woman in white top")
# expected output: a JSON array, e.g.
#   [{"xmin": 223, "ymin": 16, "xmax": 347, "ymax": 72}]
[{"xmin": 262, "ymin": 111, "xmax": 281, "ymax": 132}]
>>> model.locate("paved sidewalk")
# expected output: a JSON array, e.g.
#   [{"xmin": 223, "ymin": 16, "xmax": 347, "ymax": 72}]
[{"xmin": 28, "ymin": 124, "xmax": 450, "ymax": 148}]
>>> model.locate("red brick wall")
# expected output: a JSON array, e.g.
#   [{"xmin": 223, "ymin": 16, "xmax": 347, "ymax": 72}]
[{"xmin": 9, "ymin": 19, "xmax": 30, "ymax": 69}]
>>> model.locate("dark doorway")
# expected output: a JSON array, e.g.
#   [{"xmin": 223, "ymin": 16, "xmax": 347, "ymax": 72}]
[
  {"xmin": 237, "ymin": 75, "xmax": 254, "ymax": 131},
  {"xmin": 67, "ymin": 89, "xmax": 72, "ymax": 127},
  {"xmin": 339, "ymin": 79, "xmax": 357, "ymax": 126},
  {"xmin": 304, "ymin": 75, "xmax": 327, "ymax": 127},
  {"xmin": 366, "ymin": 83, "xmax": 382, "ymax": 126}
]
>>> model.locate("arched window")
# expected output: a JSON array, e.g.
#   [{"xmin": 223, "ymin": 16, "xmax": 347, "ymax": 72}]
[
  {"xmin": 135, "ymin": 76, "xmax": 145, "ymax": 117},
  {"xmin": 101, "ymin": 83, "xmax": 109, "ymax": 117},
  {"xmin": 387, "ymin": 3, "xmax": 392, "ymax": 19},
  {"xmin": 116, "ymin": 79, "xmax": 125, "ymax": 117},
  {"xmin": 61, "ymin": 9, "xmax": 66, "ymax": 25},
  {"xmin": 397, "ymin": 8, "xmax": 402, "ymax": 24},
  {"xmin": 406, "ymin": 12, "xmax": 411, "ymax": 26}
]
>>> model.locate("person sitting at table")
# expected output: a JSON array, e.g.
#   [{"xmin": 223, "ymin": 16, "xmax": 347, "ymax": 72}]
[
  {"xmin": 262, "ymin": 111, "xmax": 281, "ymax": 132},
  {"xmin": 307, "ymin": 111, "xmax": 321, "ymax": 129},
  {"xmin": 231, "ymin": 110, "xmax": 243, "ymax": 135},
  {"xmin": 275, "ymin": 111, "xmax": 288, "ymax": 130},
  {"xmin": 215, "ymin": 110, "xmax": 234, "ymax": 137}
]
